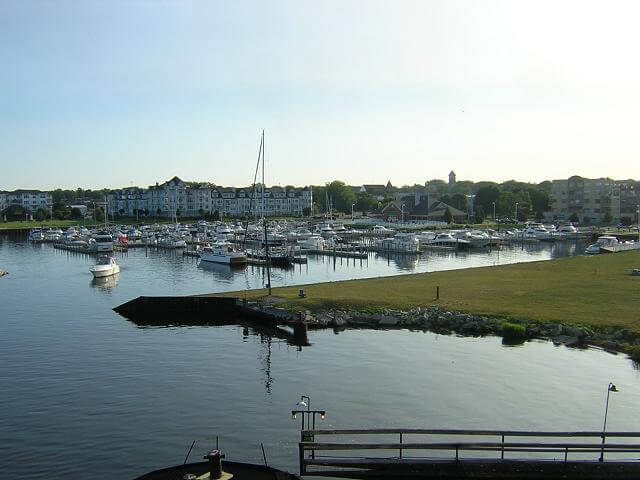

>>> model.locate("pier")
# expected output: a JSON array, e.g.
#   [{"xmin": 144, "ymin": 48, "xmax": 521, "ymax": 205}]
[
  {"xmin": 298, "ymin": 428, "xmax": 640, "ymax": 479},
  {"xmin": 113, "ymin": 295, "xmax": 311, "ymax": 345}
]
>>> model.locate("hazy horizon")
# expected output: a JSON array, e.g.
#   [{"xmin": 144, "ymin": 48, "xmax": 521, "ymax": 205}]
[{"xmin": 3, "ymin": 1, "xmax": 640, "ymax": 190}]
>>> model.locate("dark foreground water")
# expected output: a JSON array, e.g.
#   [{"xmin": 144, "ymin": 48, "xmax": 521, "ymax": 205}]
[{"xmin": 2, "ymin": 232, "xmax": 640, "ymax": 479}]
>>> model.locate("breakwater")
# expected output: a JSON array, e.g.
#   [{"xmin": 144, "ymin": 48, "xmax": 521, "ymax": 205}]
[{"xmin": 114, "ymin": 294, "xmax": 640, "ymax": 361}]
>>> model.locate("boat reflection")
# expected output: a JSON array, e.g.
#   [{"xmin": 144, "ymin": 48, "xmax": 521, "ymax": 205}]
[
  {"xmin": 197, "ymin": 259, "xmax": 247, "ymax": 279},
  {"xmin": 90, "ymin": 272, "xmax": 120, "ymax": 291}
]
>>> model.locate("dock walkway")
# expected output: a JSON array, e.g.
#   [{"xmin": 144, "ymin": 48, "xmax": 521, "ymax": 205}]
[{"xmin": 298, "ymin": 428, "xmax": 640, "ymax": 479}]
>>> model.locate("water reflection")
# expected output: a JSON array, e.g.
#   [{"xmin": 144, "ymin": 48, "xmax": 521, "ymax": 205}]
[
  {"xmin": 197, "ymin": 259, "xmax": 247, "ymax": 280},
  {"xmin": 90, "ymin": 273, "xmax": 120, "ymax": 291}
]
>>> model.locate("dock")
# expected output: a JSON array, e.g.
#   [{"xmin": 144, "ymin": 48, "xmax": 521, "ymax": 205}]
[
  {"xmin": 304, "ymin": 249, "xmax": 368, "ymax": 259},
  {"xmin": 113, "ymin": 295, "xmax": 312, "ymax": 345},
  {"xmin": 298, "ymin": 428, "xmax": 640, "ymax": 479}
]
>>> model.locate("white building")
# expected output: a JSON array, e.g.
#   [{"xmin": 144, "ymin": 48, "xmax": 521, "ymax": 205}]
[
  {"xmin": 107, "ymin": 176, "xmax": 312, "ymax": 218},
  {"xmin": 1, "ymin": 190, "xmax": 52, "ymax": 214}
]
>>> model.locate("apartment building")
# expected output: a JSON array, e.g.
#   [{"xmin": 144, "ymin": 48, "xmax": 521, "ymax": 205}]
[
  {"xmin": 0, "ymin": 190, "xmax": 52, "ymax": 213},
  {"xmin": 548, "ymin": 176, "xmax": 639, "ymax": 223},
  {"xmin": 107, "ymin": 176, "xmax": 312, "ymax": 218}
]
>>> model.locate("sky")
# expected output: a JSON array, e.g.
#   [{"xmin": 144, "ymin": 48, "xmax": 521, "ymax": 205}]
[{"xmin": 1, "ymin": 0, "xmax": 640, "ymax": 190}]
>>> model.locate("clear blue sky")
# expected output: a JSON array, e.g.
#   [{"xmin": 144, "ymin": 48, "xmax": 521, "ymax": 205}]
[{"xmin": 2, "ymin": 0, "xmax": 639, "ymax": 190}]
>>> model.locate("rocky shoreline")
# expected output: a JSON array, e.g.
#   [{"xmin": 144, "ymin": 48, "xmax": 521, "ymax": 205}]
[{"xmin": 253, "ymin": 301, "xmax": 640, "ymax": 361}]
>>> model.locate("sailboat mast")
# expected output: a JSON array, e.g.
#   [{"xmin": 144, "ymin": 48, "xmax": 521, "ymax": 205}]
[{"xmin": 261, "ymin": 130, "xmax": 272, "ymax": 295}]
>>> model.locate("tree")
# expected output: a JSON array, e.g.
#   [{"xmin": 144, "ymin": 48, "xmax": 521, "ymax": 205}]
[
  {"xmin": 34, "ymin": 208, "xmax": 48, "ymax": 221},
  {"xmin": 52, "ymin": 201, "xmax": 71, "ymax": 220},
  {"xmin": 535, "ymin": 210, "xmax": 544, "ymax": 222},
  {"xmin": 3, "ymin": 204, "xmax": 26, "ymax": 221},
  {"xmin": 94, "ymin": 206, "xmax": 105, "ymax": 221},
  {"xmin": 212, "ymin": 210, "xmax": 220, "ymax": 221},
  {"xmin": 475, "ymin": 185, "xmax": 501, "ymax": 213},
  {"xmin": 71, "ymin": 207, "xmax": 84, "ymax": 220},
  {"xmin": 355, "ymin": 193, "xmax": 378, "ymax": 214},
  {"xmin": 443, "ymin": 207, "xmax": 453, "ymax": 224},
  {"xmin": 302, "ymin": 207, "xmax": 311, "ymax": 216},
  {"xmin": 602, "ymin": 210, "xmax": 613, "ymax": 225},
  {"xmin": 474, "ymin": 205, "xmax": 485, "ymax": 224},
  {"xmin": 325, "ymin": 180, "xmax": 356, "ymax": 214},
  {"xmin": 569, "ymin": 212, "xmax": 579, "ymax": 223}
]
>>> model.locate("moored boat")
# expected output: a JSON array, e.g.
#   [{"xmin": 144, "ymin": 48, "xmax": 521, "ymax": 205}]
[{"xmin": 90, "ymin": 255, "xmax": 120, "ymax": 278}]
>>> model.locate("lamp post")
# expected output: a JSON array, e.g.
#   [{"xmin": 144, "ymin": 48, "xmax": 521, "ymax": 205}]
[
  {"xmin": 465, "ymin": 194, "xmax": 476, "ymax": 224},
  {"xmin": 492, "ymin": 202, "xmax": 496, "ymax": 222},
  {"xmin": 600, "ymin": 382, "xmax": 618, "ymax": 462},
  {"xmin": 291, "ymin": 395, "xmax": 326, "ymax": 431},
  {"xmin": 636, "ymin": 205, "xmax": 639, "ymax": 242},
  {"xmin": 515, "ymin": 202, "xmax": 519, "ymax": 224},
  {"xmin": 401, "ymin": 203, "xmax": 405, "ymax": 224},
  {"xmin": 351, "ymin": 203, "xmax": 355, "ymax": 222}
]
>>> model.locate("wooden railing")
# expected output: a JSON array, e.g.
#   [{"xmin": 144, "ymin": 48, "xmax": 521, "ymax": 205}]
[{"xmin": 298, "ymin": 429, "xmax": 640, "ymax": 477}]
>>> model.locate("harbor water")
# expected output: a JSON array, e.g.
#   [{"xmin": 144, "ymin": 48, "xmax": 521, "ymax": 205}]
[{"xmin": 2, "ymin": 231, "xmax": 640, "ymax": 479}]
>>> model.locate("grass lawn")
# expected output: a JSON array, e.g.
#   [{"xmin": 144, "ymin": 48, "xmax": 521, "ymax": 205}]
[
  {"xmin": 221, "ymin": 251, "xmax": 640, "ymax": 331},
  {"xmin": 0, "ymin": 219, "xmax": 102, "ymax": 230}
]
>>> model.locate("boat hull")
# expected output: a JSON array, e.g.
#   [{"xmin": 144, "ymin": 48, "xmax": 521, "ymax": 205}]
[{"xmin": 90, "ymin": 265, "xmax": 120, "ymax": 278}]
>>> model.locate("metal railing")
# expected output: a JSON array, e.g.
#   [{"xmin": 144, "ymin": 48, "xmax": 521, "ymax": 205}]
[{"xmin": 298, "ymin": 429, "xmax": 640, "ymax": 477}]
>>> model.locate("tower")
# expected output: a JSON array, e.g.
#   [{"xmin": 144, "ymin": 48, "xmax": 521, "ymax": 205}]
[{"xmin": 449, "ymin": 170, "xmax": 456, "ymax": 186}]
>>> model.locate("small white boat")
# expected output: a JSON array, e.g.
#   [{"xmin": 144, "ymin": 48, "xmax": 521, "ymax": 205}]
[
  {"xmin": 200, "ymin": 243, "xmax": 247, "ymax": 265},
  {"xmin": 28, "ymin": 229, "xmax": 45, "ymax": 242},
  {"xmin": 90, "ymin": 255, "xmax": 120, "ymax": 278}
]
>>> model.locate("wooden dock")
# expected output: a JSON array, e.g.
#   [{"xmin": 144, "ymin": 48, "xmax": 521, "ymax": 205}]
[{"xmin": 298, "ymin": 428, "xmax": 640, "ymax": 479}]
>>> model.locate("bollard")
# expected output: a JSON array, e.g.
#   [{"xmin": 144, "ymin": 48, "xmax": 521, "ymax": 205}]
[
  {"xmin": 436, "ymin": 285, "xmax": 440, "ymax": 300},
  {"xmin": 203, "ymin": 450, "xmax": 225, "ymax": 479}
]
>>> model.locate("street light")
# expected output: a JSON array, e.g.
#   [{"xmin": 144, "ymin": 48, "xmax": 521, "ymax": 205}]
[
  {"xmin": 465, "ymin": 194, "xmax": 476, "ymax": 224},
  {"xmin": 492, "ymin": 202, "xmax": 496, "ymax": 222},
  {"xmin": 291, "ymin": 395, "xmax": 326, "ymax": 431},
  {"xmin": 515, "ymin": 202, "xmax": 519, "ymax": 224},
  {"xmin": 600, "ymin": 382, "xmax": 618, "ymax": 462},
  {"xmin": 401, "ymin": 202, "xmax": 405, "ymax": 224},
  {"xmin": 351, "ymin": 203, "xmax": 355, "ymax": 221}
]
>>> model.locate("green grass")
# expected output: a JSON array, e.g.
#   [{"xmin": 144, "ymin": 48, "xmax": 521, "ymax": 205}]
[
  {"xmin": 0, "ymin": 219, "xmax": 102, "ymax": 230},
  {"xmin": 221, "ymin": 251, "xmax": 640, "ymax": 331}
]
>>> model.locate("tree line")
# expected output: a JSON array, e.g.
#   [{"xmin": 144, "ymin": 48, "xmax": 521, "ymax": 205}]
[{"xmin": 311, "ymin": 179, "xmax": 551, "ymax": 222}]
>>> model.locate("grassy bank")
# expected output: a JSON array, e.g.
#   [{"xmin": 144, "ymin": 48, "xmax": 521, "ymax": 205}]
[
  {"xmin": 221, "ymin": 251, "xmax": 640, "ymax": 332},
  {"xmin": 0, "ymin": 219, "xmax": 102, "ymax": 230}
]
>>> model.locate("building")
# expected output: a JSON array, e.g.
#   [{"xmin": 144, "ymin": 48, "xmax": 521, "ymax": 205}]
[
  {"xmin": 106, "ymin": 176, "xmax": 312, "ymax": 218},
  {"xmin": 449, "ymin": 170, "xmax": 456, "ymax": 186},
  {"xmin": 379, "ymin": 193, "xmax": 465, "ymax": 223},
  {"xmin": 1, "ymin": 190, "xmax": 52, "ymax": 214},
  {"xmin": 547, "ymin": 176, "xmax": 640, "ymax": 224},
  {"xmin": 359, "ymin": 185, "xmax": 388, "ymax": 200}
]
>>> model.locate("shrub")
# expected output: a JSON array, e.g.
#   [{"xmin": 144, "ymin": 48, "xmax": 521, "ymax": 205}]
[{"xmin": 501, "ymin": 322, "xmax": 527, "ymax": 341}]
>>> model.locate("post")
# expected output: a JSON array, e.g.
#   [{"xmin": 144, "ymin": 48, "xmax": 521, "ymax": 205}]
[
  {"xmin": 501, "ymin": 434, "xmax": 505, "ymax": 459},
  {"xmin": 399, "ymin": 432, "xmax": 403, "ymax": 459},
  {"xmin": 436, "ymin": 285, "xmax": 439, "ymax": 300},
  {"xmin": 203, "ymin": 450, "xmax": 225, "ymax": 479},
  {"xmin": 600, "ymin": 382, "xmax": 617, "ymax": 462}
]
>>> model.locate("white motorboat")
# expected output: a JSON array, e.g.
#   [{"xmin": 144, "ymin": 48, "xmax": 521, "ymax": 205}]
[
  {"xmin": 93, "ymin": 231, "xmax": 114, "ymax": 252},
  {"xmin": 200, "ymin": 242, "xmax": 247, "ymax": 265},
  {"xmin": 298, "ymin": 235, "xmax": 325, "ymax": 250},
  {"xmin": 524, "ymin": 223, "xmax": 553, "ymax": 241},
  {"xmin": 28, "ymin": 229, "xmax": 45, "ymax": 242},
  {"xmin": 425, "ymin": 232, "xmax": 469, "ymax": 249},
  {"xmin": 452, "ymin": 230, "xmax": 490, "ymax": 248},
  {"xmin": 371, "ymin": 225, "xmax": 394, "ymax": 236},
  {"xmin": 585, "ymin": 235, "xmax": 640, "ymax": 254},
  {"xmin": 376, "ymin": 233, "xmax": 420, "ymax": 253},
  {"xmin": 90, "ymin": 255, "xmax": 120, "ymax": 278}
]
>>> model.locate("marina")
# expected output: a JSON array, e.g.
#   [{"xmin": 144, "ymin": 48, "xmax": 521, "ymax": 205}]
[{"xmin": 1, "ymin": 229, "xmax": 640, "ymax": 480}]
